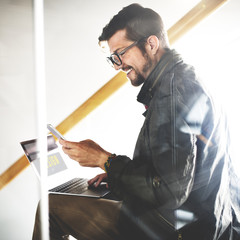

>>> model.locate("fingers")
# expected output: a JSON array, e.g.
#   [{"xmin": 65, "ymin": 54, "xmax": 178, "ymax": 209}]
[
  {"xmin": 88, "ymin": 173, "xmax": 107, "ymax": 187},
  {"xmin": 87, "ymin": 175, "xmax": 100, "ymax": 185},
  {"xmin": 59, "ymin": 139, "xmax": 88, "ymax": 163},
  {"xmin": 59, "ymin": 139, "xmax": 79, "ymax": 149},
  {"xmin": 62, "ymin": 146, "xmax": 81, "ymax": 160},
  {"xmin": 59, "ymin": 139, "xmax": 111, "ymax": 169}
]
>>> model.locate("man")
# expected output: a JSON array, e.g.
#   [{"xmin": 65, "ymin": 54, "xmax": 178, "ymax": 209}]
[{"xmin": 33, "ymin": 3, "xmax": 239, "ymax": 240}]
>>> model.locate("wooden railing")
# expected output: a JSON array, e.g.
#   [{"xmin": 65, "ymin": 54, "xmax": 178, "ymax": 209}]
[{"xmin": 0, "ymin": 0, "xmax": 228, "ymax": 190}]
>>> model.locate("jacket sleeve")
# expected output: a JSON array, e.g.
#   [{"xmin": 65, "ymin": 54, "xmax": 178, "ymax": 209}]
[{"xmin": 107, "ymin": 67, "xmax": 210, "ymax": 209}]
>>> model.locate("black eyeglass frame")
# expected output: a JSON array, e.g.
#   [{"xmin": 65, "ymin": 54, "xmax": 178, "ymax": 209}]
[{"xmin": 107, "ymin": 37, "xmax": 147, "ymax": 67}]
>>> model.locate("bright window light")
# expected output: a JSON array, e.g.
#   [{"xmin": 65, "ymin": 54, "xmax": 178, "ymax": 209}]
[{"xmin": 173, "ymin": 11, "xmax": 240, "ymax": 177}]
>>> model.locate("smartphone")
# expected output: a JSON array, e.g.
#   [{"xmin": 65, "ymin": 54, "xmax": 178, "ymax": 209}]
[{"xmin": 47, "ymin": 124, "xmax": 66, "ymax": 140}]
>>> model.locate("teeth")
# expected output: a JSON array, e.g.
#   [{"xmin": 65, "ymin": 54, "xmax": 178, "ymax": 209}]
[{"xmin": 126, "ymin": 68, "xmax": 132, "ymax": 74}]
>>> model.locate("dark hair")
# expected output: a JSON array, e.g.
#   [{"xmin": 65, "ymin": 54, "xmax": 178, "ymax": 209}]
[{"xmin": 98, "ymin": 3, "xmax": 169, "ymax": 49}]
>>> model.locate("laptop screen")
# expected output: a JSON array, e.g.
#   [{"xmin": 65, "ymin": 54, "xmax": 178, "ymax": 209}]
[{"xmin": 21, "ymin": 135, "xmax": 67, "ymax": 176}]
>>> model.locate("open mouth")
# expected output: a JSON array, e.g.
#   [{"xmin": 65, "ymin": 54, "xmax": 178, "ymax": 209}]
[{"xmin": 125, "ymin": 68, "xmax": 132, "ymax": 75}]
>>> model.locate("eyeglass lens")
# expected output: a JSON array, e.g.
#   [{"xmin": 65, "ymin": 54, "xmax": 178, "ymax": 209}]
[{"xmin": 111, "ymin": 54, "xmax": 121, "ymax": 65}]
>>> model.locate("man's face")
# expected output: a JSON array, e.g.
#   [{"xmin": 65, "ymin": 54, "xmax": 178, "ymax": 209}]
[{"xmin": 107, "ymin": 29, "xmax": 153, "ymax": 86}]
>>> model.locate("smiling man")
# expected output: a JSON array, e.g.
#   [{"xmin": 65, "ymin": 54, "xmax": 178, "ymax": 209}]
[
  {"xmin": 107, "ymin": 29, "xmax": 164, "ymax": 86},
  {"xmin": 32, "ymin": 3, "xmax": 239, "ymax": 240}
]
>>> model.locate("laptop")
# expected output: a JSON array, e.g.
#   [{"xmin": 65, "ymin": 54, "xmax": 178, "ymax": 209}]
[{"xmin": 20, "ymin": 135, "xmax": 110, "ymax": 198}]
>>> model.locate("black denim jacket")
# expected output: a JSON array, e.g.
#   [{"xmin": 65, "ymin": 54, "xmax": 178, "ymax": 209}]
[{"xmin": 107, "ymin": 49, "xmax": 236, "ymax": 239}]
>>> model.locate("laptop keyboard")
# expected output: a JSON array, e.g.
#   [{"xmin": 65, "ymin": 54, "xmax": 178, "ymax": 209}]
[{"xmin": 49, "ymin": 178, "xmax": 88, "ymax": 194}]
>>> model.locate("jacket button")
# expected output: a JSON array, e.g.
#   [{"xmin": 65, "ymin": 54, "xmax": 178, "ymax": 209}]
[{"xmin": 153, "ymin": 176, "xmax": 161, "ymax": 188}]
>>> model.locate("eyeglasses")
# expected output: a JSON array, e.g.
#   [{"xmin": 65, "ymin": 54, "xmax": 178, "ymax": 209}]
[{"xmin": 107, "ymin": 38, "xmax": 145, "ymax": 67}]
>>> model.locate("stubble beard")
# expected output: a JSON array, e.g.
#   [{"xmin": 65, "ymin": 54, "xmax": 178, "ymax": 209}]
[{"xmin": 130, "ymin": 53, "xmax": 153, "ymax": 87}]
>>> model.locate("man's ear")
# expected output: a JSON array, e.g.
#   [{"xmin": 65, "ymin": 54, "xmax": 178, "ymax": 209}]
[{"xmin": 147, "ymin": 35, "xmax": 160, "ymax": 55}]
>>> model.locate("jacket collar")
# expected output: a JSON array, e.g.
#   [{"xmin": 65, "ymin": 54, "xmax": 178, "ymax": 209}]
[{"xmin": 137, "ymin": 49, "xmax": 182, "ymax": 107}]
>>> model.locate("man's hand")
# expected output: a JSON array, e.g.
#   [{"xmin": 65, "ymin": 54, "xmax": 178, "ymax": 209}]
[
  {"xmin": 59, "ymin": 139, "xmax": 111, "ymax": 170},
  {"xmin": 88, "ymin": 173, "xmax": 108, "ymax": 188}
]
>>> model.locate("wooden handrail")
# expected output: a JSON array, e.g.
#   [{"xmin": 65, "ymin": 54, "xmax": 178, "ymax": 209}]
[
  {"xmin": 167, "ymin": 0, "xmax": 228, "ymax": 44},
  {"xmin": 0, "ymin": 155, "xmax": 29, "ymax": 190},
  {"xmin": 0, "ymin": 71, "xmax": 128, "ymax": 190},
  {"xmin": 0, "ymin": 0, "xmax": 228, "ymax": 190},
  {"xmin": 56, "ymin": 71, "xmax": 128, "ymax": 135}
]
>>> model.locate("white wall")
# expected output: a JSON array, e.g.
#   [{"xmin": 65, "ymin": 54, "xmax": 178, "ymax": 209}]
[{"xmin": 0, "ymin": 0, "xmax": 239, "ymax": 239}]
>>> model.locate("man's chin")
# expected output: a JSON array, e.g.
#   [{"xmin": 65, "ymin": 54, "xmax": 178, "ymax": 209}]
[
  {"xmin": 124, "ymin": 69, "xmax": 145, "ymax": 86},
  {"xmin": 128, "ymin": 76, "xmax": 145, "ymax": 87},
  {"xmin": 130, "ymin": 80, "xmax": 142, "ymax": 87}
]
